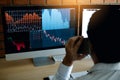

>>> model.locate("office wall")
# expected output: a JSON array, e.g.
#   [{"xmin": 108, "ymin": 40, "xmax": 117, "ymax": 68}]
[{"xmin": 0, "ymin": 0, "xmax": 119, "ymax": 57}]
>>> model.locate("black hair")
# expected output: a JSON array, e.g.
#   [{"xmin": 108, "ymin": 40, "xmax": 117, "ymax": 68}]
[{"xmin": 87, "ymin": 7, "xmax": 120, "ymax": 63}]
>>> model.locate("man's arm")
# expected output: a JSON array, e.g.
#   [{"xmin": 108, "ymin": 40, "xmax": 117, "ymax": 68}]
[
  {"xmin": 53, "ymin": 36, "xmax": 88, "ymax": 80},
  {"xmin": 52, "ymin": 63, "xmax": 73, "ymax": 80},
  {"xmin": 63, "ymin": 36, "xmax": 88, "ymax": 66}
]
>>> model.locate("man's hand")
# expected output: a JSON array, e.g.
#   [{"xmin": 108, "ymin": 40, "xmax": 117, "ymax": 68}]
[{"xmin": 62, "ymin": 36, "xmax": 88, "ymax": 66}]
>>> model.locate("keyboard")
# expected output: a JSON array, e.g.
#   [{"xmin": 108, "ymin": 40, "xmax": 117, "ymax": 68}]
[
  {"xmin": 52, "ymin": 54, "xmax": 65, "ymax": 62},
  {"xmin": 52, "ymin": 54, "xmax": 91, "ymax": 62}
]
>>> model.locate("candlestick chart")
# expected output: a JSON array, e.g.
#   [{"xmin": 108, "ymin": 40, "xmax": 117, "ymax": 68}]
[{"xmin": 5, "ymin": 10, "xmax": 42, "ymax": 32}]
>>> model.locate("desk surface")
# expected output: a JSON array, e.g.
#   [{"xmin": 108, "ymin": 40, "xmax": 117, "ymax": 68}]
[{"xmin": 0, "ymin": 58, "xmax": 94, "ymax": 80}]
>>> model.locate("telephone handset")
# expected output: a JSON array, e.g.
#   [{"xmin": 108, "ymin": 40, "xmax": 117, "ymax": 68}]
[{"xmin": 77, "ymin": 38, "xmax": 90, "ymax": 54}]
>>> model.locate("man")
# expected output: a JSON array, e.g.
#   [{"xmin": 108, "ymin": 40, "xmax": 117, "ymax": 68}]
[{"xmin": 52, "ymin": 7, "xmax": 120, "ymax": 80}]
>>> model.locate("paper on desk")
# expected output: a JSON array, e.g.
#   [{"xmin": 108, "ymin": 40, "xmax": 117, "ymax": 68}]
[
  {"xmin": 48, "ymin": 75, "xmax": 54, "ymax": 80},
  {"xmin": 70, "ymin": 71, "xmax": 88, "ymax": 79},
  {"xmin": 48, "ymin": 71, "xmax": 88, "ymax": 80},
  {"xmin": 48, "ymin": 75, "xmax": 73, "ymax": 80}
]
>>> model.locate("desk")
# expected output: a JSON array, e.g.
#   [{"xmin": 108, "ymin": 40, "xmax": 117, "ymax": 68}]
[{"xmin": 0, "ymin": 58, "xmax": 94, "ymax": 80}]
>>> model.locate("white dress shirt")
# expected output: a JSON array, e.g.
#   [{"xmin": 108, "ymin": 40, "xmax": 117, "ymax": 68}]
[{"xmin": 52, "ymin": 62, "xmax": 120, "ymax": 80}]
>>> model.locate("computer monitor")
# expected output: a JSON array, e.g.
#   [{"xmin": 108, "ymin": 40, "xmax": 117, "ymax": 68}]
[
  {"xmin": 79, "ymin": 5, "xmax": 120, "ymax": 38},
  {"xmin": 1, "ymin": 5, "xmax": 78, "ymax": 66},
  {"xmin": 79, "ymin": 5, "xmax": 120, "ymax": 55}
]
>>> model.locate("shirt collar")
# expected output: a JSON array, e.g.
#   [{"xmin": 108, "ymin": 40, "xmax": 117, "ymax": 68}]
[{"xmin": 88, "ymin": 62, "xmax": 120, "ymax": 72}]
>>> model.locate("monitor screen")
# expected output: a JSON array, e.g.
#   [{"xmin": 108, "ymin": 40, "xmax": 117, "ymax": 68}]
[
  {"xmin": 79, "ymin": 5, "xmax": 120, "ymax": 38},
  {"xmin": 1, "ymin": 6, "xmax": 78, "ymax": 61},
  {"xmin": 79, "ymin": 5, "xmax": 101, "ymax": 38}
]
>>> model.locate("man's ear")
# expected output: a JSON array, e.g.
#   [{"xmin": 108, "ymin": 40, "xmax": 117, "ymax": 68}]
[
  {"xmin": 89, "ymin": 42, "xmax": 94, "ymax": 53},
  {"xmin": 89, "ymin": 44, "xmax": 99, "ymax": 64}
]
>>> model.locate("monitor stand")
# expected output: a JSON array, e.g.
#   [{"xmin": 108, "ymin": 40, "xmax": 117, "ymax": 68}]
[{"xmin": 33, "ymin": 57, "xmax": 55, "ymax": 66}]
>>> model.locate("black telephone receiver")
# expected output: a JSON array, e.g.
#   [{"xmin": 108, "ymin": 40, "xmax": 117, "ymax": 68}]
[{"xmin": 77, "ymin": 38, "xmax": 90, "ymax": 54}]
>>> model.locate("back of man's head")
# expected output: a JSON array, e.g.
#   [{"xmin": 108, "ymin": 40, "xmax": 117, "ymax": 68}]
[{"xmin": 87, "ymin": 7, "xmax": 120, "ymax": 63}]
